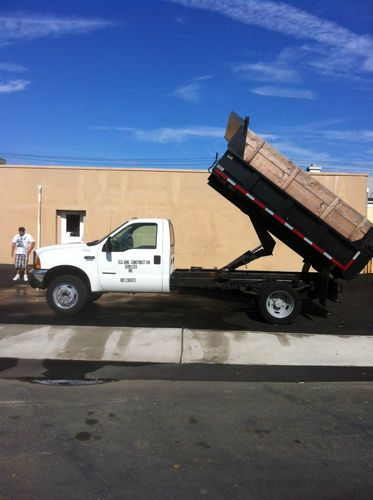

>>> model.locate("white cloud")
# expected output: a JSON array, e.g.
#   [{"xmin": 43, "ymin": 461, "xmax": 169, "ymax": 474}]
[
  {"xmin": 253, "ymin": 120, "xmax": 373, "ymax": 166},
  {"xmin": 268, "ymin": 140, "xmax": 332, "ymax": 162},
  {"xmin": 321, "ymin": 130, "xmax": 373, "ymax": 143},
  {"xmin": 93, "ymin": 125, "xmax": 225, "ymax": 143},
  {"xmin": 173, "ymin": 75, "xmax": 213, "ymax": 102},
  {"xmin": 194, "ymin": 75, "xmax": 213, "ymax": 81},
  {"xmin": 0, "ymin": 62, "xmax": 26, "ymax": 72},
  {"xmin": 232, "ymin": 62, "xmax": 299, "ymax": 83},
  {"xmin": 276, "ymin": 117, "xmax": 347, "ymax": 136},
  {"xmin": 0, "ymin": 79, "xmax": 30, "ymax": 93},
  {"xmin": 274, "ymin": 120, "xmax": 373, "ymax": 144},
  {"xmin": 170, "ymin": 0, "xmax": 373, "ymax": 80},
  {"xmin": 260, "ymin": 133, "xmax": 281, "ymax": 141},
  {"xmin": 173, "ymin": 82, "xmax": 201, "ymax": 102},
  {"xmin": 251, "ymin": 86, "xmax": 316, "ymax": 100},
  {"xmin": 0, "ymin": 13, "xmax": 113, "ymax": 41},
  {"xmin": 0, "ymin": 14, "xmax": 113, "ymax": 95}
]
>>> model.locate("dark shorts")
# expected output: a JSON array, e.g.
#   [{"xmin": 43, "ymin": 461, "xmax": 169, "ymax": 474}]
[{"xmin": 15, "ymin": 254, "xmax": 28, "ymax": 269}]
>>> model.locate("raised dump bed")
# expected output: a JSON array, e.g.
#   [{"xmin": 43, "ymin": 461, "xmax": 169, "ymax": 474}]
[
  {"xmin": 224, "ymin": 112, "xmax": 372, "ymax": 242},
  {"xmin": 209, "ymin": 112, "xmax": 373, "ymax": 281}
]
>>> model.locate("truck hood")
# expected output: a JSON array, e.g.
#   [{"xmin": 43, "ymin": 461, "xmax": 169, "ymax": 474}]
[
  {"xmin": 37, "ymin": 242, "xmax": 89, "ymax": 255},
  {"xmin": 36, "ymin": 243, "xmax": 97, "ymax": 267}
]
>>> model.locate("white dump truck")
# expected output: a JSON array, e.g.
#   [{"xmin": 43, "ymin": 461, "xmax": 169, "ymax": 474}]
[{"xmin": 29, "ymin": 113, "xmax": 373, "ymax": 324}]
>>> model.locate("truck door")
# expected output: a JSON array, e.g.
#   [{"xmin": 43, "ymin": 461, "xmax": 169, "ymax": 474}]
[{"xmin": 97, "ymin": 221, "xmax": 164, "ymax": 292}]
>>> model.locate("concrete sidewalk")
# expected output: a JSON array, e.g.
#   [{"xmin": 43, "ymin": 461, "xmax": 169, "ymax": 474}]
[{"xmin": 1, "ymin": 324, "xmax": 372, "ymax": 367}]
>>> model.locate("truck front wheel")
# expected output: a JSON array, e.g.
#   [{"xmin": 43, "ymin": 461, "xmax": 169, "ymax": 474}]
[
  {"xmin": 46, "ymin": 274, "xmax": 88, "ymax": 315},
  {"xmin": 258, "ymin": 285, "xmax": 300, "ymax": 324}
]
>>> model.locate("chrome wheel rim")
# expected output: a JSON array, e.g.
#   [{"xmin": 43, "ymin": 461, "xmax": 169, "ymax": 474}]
[
  {"xmin": 266, "ymin": 291, "xmax": 294, "ymax": 319},
  {"xmin": 53, "ymin": 283, "xmax": 79, "ymax": 309}
]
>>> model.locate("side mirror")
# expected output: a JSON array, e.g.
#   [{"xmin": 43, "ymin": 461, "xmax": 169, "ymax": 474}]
[{"xmin": 105, "ymin": 236, "xmax": 113, "ymax": 252}]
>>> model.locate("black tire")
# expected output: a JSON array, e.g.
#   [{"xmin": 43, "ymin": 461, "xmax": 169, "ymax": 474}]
[
  {"xmin": 46, "ymin": 274, "xmax": 88, "ymax": 315},
  {"xmin": 258, "ymin": 284, "xmax": 300, "ymax": 324},
  {"xmin": 88, "ymin": 292, "xmax": 103, "ymax": 302}
]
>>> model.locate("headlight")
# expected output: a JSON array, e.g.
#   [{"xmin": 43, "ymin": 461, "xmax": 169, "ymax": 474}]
[{"xmin": 34, "ymin": 253, "xmax": 41, "ymax": 269}]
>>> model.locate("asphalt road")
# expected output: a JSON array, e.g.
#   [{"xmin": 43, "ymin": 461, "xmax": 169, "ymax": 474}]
[
  {"xmin": 0, "ymin": 266, "xmax": 373, "ymax": 500},
  {"xmin": 1, "ymin": 266, "xmax": 372, "ymax": 499},
  {"xmin": 0, "ymin": 272, "xmax": 372, "ymax": 334},
  {"xmin": 1, "ymin": 378, "xmax": 372, "ymax": 500}
]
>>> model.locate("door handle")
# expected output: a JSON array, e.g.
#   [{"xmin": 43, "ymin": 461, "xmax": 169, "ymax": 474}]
[{"xmin": 154, "ymin": 255, "xmax": 161, "ymax": 265}]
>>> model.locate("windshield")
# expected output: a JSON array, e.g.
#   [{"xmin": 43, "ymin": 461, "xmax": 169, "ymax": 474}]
[{"xmin": 86, "ymin": 221, "xmax": 129, "ymax": 246}]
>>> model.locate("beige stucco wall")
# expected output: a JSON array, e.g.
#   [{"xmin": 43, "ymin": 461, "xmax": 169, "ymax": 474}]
[{"xmin": 0, "ymin": 165, "xmax": 368, "ymax": 271}]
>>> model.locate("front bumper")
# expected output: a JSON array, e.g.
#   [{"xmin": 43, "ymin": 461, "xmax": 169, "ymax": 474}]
[{"xmin": 29, "ymin": 269, "xmax": 48, "ymax": 289}]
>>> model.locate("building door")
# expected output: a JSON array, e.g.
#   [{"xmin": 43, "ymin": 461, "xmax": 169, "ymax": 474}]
[{"xmin": 59, "ymin": 211, "xmax": 85, "ymax": 243}]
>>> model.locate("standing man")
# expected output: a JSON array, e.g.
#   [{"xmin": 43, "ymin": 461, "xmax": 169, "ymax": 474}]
[{"xmin": 11, "ymin": 227, "xmax": 35, "ymax": 281}]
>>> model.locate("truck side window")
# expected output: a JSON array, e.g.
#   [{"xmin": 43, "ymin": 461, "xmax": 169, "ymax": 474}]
[{"xmin": 108, "ymin": 223, "xmax": 157, "ymax": 252}]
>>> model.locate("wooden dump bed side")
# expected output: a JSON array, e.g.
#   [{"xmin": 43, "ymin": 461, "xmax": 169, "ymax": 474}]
[{"xmin": 225, "ymin": 112, "xmax": 372, "ymax": 242}]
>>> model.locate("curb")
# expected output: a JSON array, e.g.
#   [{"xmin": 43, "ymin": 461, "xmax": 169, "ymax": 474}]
[{"xmin": 1, "ymin": 324, "xmax": 373, "ymax": 367}]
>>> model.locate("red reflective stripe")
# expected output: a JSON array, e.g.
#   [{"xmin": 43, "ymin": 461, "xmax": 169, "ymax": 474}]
[
  {"xmin": 331, "ymin": 258, "xmax": 344, "ymax": 269},
  {"xmin": 215, "ymin": 169, "xmax": 228, "ymax": 180},
  {"xmin": 213, "ymin": 168, "xmax": 354, "ymax": 271},
  {"xmin": 235, "ymin": 184, "xmax": 247, "ymax": 195},
  {"xmin": 292, "ymin": 228, "xmax": 305, "ymax": 239},
  {"xmin": 254, "ymin": 199, "xmax": 266, "ymax": 209},
  {"xmin": 311, "ymin": 243, "xmax": 324, "ymax": 254},
  {"xmin": 273, "ymin": 214, "xmax": 285, "ymax": 224},
  {"xmin": 343, "ymin": 259, "xmax": 355, "ymax": 271}
]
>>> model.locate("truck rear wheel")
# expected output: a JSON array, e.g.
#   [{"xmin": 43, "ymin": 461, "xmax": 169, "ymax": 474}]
[
  {"xmin": 258, "ymin": 284, "xmax": 300, "ymax": 324},
  {"xmin": 46, "ymin": 274, "xmax": 88, "ymax": 315}
]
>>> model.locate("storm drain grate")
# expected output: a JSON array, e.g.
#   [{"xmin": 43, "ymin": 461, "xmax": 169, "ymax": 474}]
[{"xmin": 30, "ymin": 378, "xmax": 113, "ymax": 386}]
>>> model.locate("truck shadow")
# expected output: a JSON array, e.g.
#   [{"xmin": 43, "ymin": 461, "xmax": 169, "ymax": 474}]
[{"xmin": 0, "ymin": 278, "xmax": 371, "ymax": 335}]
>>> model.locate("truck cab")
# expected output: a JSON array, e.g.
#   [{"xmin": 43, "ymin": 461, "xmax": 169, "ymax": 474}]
[{"xmin": 30, "ymin": 218, "xmax": 175, "ymax": 314}]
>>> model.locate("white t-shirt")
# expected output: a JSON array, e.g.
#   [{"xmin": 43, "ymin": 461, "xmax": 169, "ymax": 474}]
[{"xmin": 12, "ymin": 233, "xmax": 35, "ymax": 255}]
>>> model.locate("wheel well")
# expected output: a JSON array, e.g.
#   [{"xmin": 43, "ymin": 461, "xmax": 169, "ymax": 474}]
[{"xmin": 44, "ymin": 266, "xmax": 92, "ymax": 292}]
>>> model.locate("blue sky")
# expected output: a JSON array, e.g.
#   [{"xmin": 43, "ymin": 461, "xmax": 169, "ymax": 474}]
[{"xmin": 1, "ymin": 0, "xmax": 373, "ymax": 172}]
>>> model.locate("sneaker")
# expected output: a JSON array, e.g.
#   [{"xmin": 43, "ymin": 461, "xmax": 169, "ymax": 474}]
[
  {"xmin": 13, "ymin": 274, "xmax": 20, "ymax": 281},
  {"xmin": 24, "ymin": 275, "xmax": 28, "ymax": 282}
]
